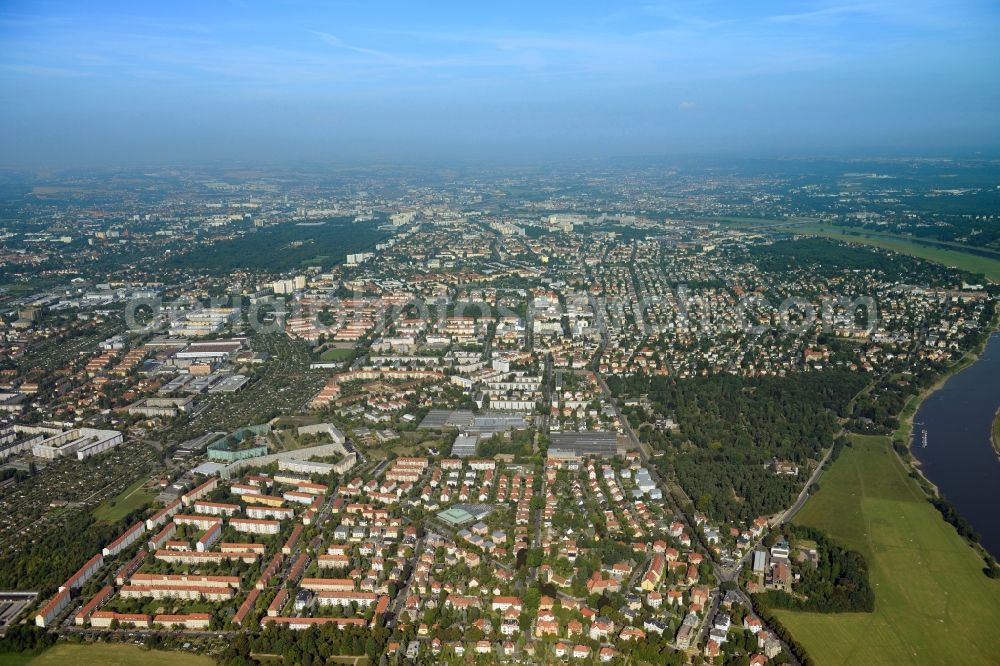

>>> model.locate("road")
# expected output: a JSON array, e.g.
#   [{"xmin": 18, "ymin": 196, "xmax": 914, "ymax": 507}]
[
  {"xmin": 591, "ymin": 307, "xmax": 801, "ymax": 664},
  {"xmin": 385, "ymin": 535, "xmax": 425, "ymax": 627},
  {"xmin": 712, "ymin": 447, "xmax": 835, "ymax": 584},
  {"xmin": 775, "ymin": 444, "xmax": 834, "ymax": 527},
  {"xmin": 65, "ymin": 626, "xmax": 235, "ymax": 638},
  {"xmin": 530, "ymin": 474, "xmax": 544, "ymax": 584},
  {"xmin": 693, "ymin": 590, "xmax": 721, "ymax": 648}
]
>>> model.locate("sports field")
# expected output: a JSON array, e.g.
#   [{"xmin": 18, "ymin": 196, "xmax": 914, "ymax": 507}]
[
  {"xmin": 11, "ymin": 643, "xmax": 214, "ymax": 666},
  {"xmin": 774, "ymin": 435, "xmax": 1000, "ymax": 665},
  {"xmin": 92, "ymin": 477, "xmax": 156, "ymax": 523}
]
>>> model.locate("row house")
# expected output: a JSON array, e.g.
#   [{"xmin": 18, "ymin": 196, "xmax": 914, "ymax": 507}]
[
  {"xmin": 153, "ymin": 613, "xmax": 211, "ymax": 630},
  {"xmin": 230, "ymin": 518, "xmax": 281, "ymax": 535},
  {"xmin": 146, "ymin": 499, "xmax": 181, "ymax": 530},
  {"xmin": 90, "ymin": 612, "xmax": 151, "ymax": 629},
  {"xmin": 181, "ymin": 477, "xmax": 219, "ymax": 506},
  {"xmin": 154, "ymin": 550, "xmax": 259, "ymax": 565},
  {"xmin": 193, "ymin": 500, "xmax": 240, "ymax": 517},
  {"xmin": 120, "ymin": 584, "xmax": 235, "ymax": 602},
  {"xmin": 113, "ymin": 551, "xmax": 147, "ymax": 585},
  {"xmin": 129, "ymin": 573, "xmax": 239, "ymax": 588},
  {"xmin": 74, "ymin": 585, "xmax": 113, "ymax": 626},
  {"xmin": 232, "ymin": 588, "xmax": 261, "ymax": 627},
  {"xmin": 148, "ymin": 522, "xmax": 177, "ymax": 551},
  {"xmin": 103, "ymin": 521, "xmax": 145, "ymax": 557},
  {"xmin": 316, "ymin": 591, "xmax": 378, "ymax": 607},
  {"xmin": 246, "ymin": 505, "xmax": 294, "ymax": 520}
]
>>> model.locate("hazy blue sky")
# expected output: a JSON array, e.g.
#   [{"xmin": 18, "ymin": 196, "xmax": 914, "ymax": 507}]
[{"xmin": 1, "ymin": 0, "xmax": 998, "ymax": 166}]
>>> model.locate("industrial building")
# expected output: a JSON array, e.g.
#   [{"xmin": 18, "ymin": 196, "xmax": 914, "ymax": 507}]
[
  {"xmin": 207, "ymin": 424, "xmax": 271, "ymax": 462},
  {"xmin": 0, "ymin": 426, "xmax": 51, "ymax": 461},
  {"xmin": 127, "ymin": 396, "xmax": 194, "ymax": 418},
  {"xmin": 168, "ymin": 309, "xmax": 237, "ymax": 338},
  {"xmin": 278, "ymin": 458, "xmax": 335, "ymax": 475},
  {"xmin": 451, "ymin": 433, "xmax": 478, "ymax": 458},
  {"xmin": 173, "ymin": 339, "xmax": 244, "ymax": 360},
  {"xmin": 547, "ymin": 432, "xmax": 619, "ymax": 459}
]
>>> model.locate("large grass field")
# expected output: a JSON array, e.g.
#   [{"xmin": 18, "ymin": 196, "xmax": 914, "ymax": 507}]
[
  {"xmin": 319, "ymin": 347, "xmax": 354, "ymax": 362},
  {"xmin": 0, "ymin": 653, "xmax": 34, "ymax": 666},
  {"xmin": 707, "ymin": 216, "xmax": 1000, "ymax": 281},
  {"xmin": 92, "ymin": 477, "xmax": 156, "ymax": 523},
  {"xmin": 0, "ymin": 643, "xmax": 215, "ymax": 666},
  {"xmin": 694, "ymin": 216, "xmax": 797, "ymax": 228},
  {"xmin": 791, "ymin": 224, "xmax": 1000, "ymax": 282},
  {"xmin": 774, "ymin": 435, "xmax": 1000, "ymax": 665}
]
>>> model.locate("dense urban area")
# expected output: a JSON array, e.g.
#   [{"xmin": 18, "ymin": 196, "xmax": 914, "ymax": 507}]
[{"xmin": 0, "ymin": 159, "xmax": 998, "ymax": 666}]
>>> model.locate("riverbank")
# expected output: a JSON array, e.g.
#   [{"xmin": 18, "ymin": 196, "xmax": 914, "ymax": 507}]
[
  {"xmin": 894, "ymin": 306, "xmax": 999, "ymax": 479},
  {"xmin": 774, "ymin": 435, "xmax": 1000, "ymax": 666},
  {"xmin": 895, "ymin": 331, "xmax": 995, "ymax": 446},
  {"xmin": 897, "ymin": 329, "xmax": 1000, "ymax": 563},
  {"xmin": 892, "ymin": 347, "xmax": 980, "ymax": 497},
  {"xmin": 793, "ymin": 224, "xmax": 1000, "ymax": 281},
  {"xmin": 992, "ymin": 406, "xmax": 1000, "ymax": 459}
]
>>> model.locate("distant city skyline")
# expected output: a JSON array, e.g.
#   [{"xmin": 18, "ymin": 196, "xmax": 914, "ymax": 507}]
[{"xmin": 1, "ymin": 0, "xmax": 999, "ymax": 166}]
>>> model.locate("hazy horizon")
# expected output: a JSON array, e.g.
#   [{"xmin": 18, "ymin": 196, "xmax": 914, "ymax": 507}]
[{"xmin": 2, "ymin": 0, "xmax": 999, "ymax": 168}]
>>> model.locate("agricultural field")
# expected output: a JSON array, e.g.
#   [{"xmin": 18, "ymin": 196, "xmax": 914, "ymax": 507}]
[
  {"xmin": 774, "ymin": 435, "xmax": 1000, "ymax": 665},
  {"xmin": 13, "ymin": 643, "xmax": 214, "ymax": 666}
]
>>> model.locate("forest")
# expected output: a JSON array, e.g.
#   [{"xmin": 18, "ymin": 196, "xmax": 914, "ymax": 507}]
[
  {"xmin": 611, "ymin": 370, "xmax": 867, "ymax": 522},
  {"xmin": 0, "ymin": 624, "xmax": 56, "ymax": 656},
  {"xmin": 217, "ymin": 623, "xmax": 389, "ymax": 666},
  {"xmin": 743, "ymin": 237, "xmax": 912, "ymax": 276},
  {"xmin": 755, "ymin": 525, "xmax": 874, "ymax": 613},
  {"xmin": 835, "ymin": 211, "xmax": 1000, "ymax": 252},
  {"xmin": 476, "ymin": 428, "xmax": 535, "ymax": 459},
  {"xmin": 0, "ymin": 510, "xmax": 128, "ymax": 594},
  {"xmin": 163, "ymin": 218, "xmax": 390, "ymax": 274}
]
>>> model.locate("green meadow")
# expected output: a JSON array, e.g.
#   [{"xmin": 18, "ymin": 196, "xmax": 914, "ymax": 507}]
[
  {"xmin": 774, "ymin": 435, "xmax": 1000, "ymax": 665},
  {"xmin": 791, "ymin": 224, "xmax": 1000, "ymax": 282},
  {"xmin": 92, "ymin": 477, "xmax": 156, "ymax": 523},
  {"xmin": 1, "ymin": 643, "xmax": 214, "ymax": 666}
]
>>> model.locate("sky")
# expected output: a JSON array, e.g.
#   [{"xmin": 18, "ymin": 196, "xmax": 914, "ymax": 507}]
[{"xmin": 1, "ymin": 0, "xmax": 998, "ymax": 167}]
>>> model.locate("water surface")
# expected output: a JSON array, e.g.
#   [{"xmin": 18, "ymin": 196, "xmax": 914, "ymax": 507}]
[{"xmin": 911, "ymin": 332, "xmax": 1000, "ymax": 558}]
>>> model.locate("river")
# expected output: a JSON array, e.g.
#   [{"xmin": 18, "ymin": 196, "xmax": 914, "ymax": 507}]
[{"xmin": 910, "ymin": 332, "xmax": 1000, "ymax": 558}]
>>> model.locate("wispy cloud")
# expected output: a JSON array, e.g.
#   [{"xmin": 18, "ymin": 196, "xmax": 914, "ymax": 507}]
[
  {"xmin": 765, "ymin": 0, "xmax": 973, "ymax": 29},
  {"xmin": 309, "ymin": 30, "xmax": 395, "ymax": 60},
  {"xmin": 767, "ymin": 3, "xmax": 871, "ymax": 24},
  {"xmin": 1, "ymin": 63, "xmax": 94, "ymax": 77},
  {"xmin": 0, "ymin": 2, "xmax": 991, "ymax": 102}
]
